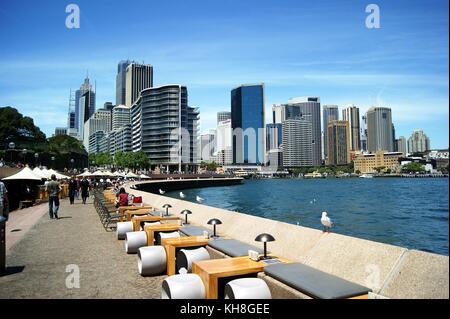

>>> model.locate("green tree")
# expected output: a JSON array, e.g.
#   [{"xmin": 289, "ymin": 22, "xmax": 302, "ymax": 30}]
[
  {"xmin": 374, "ymin": 166, "xmax": 386, "ymax": 173},
  {"xmin": 401, "ymin": 162, "xmax": 425, "ymax": 173}
]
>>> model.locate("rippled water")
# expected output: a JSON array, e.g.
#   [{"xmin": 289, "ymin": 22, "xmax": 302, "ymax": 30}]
[{"xmin": 166, "ymin": 178, "xmax": 449, "ymax": 255}]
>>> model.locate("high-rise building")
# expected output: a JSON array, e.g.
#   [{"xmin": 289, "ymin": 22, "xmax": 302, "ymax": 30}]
[
  {"xmin": 366, "ymin": 107, "xmax": 394, "ymax": 153},
  {"xmin": 327, "ymin": 120, "xmax": 350, "ymax": 165},
  {"xmin": 77, "ymin": 76, "xmax": 96, "ymax": 141},
  {"xmin": 54, "ymin": 127, "xmax": 67, "ymax": 136},
  {"xmin": 125, "ymin": 63, "xmax": 153, "ymax": 107},
  {"xmin": 200, "ymin": 130, "xmax": 216, "ymax": 162},
  {"xmin": 396, "ymin": 136, "xmax": 407, "ymax": 155},
  {"xmin": 266, "ymin": 123, "xmax": 282, "ymax": 151},
  {"xmin": 131, "ymin": 85, "xmax": 199, "ymax": 171},
  {"xmin": 82, "ymin": 109, "xmax": 112, "ymax": 151},
  {"xmin": 89, "ymin": 131, "xmax": 105, "ymax": 154},
  {"xmin": 282, "ymin": 119, "xmax": 313, "ymax": 167},
  {"xmin": 231, "ymin": 84, "xmax": 265, "ymax": 165},
  {"xmin": 217, "ymin": 111, "xmax": 231, "ymax": 124},
  {"xmin": 272, "ymin": 104, "xmax": 283, "ymax": 124},
  {"xmin": 408, "ymin": 129, "xmax": 430, "ymax": 153},
  {"xmin": 112, "ymin": 105, "xmax": 131, "ymax": 130},
  {"xmin": 116, "ymin": 60, "xmax": 136, "ymax": 105},
  {"xmin": 322, "ymin": 105, "xmax": 339, "ymax": 161},
  {"xmin": 283, "ymin": 97, "xmax": 321, "ymax": 165},
  {"xmin": 342, "ymin": 105, "xmax": 361, "ymax": 152},
  {"xmin": 216, "ymin": 119, "xmax": 232, "ymax": 165}
]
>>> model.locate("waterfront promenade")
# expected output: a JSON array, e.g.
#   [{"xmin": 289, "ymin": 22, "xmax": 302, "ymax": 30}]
[{"xmin": 0, "ymin": 198, "xmax": 165, "ymax": 298}]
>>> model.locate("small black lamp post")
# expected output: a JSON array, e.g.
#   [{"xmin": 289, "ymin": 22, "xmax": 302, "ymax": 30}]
[
  {"xmin": 8, "ymin": 142, "xmax": 15, "ymax": 163},
  {"xmin": 254, "ymin": 233, "xmax": 275, "ymax": 260},
  {"xmin": 207, "ymin": 218, "xmax": 222, "ymax": 238},
  {"xmin": 51, "ymin": 156, "xmax": 55, "ymax": 169},
  {"xmin": 180, "ymin": 209, "xmax": 192, "ymax": 225},
  {"xmin": 163, "ymin": 204, "xmax": 172, "ymax": 216},
  {"xmin": 34, "ymin": 152, "xmax": 39, "ymax": 167}
]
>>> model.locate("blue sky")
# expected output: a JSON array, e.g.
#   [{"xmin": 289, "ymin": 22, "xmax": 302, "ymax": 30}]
[{"xmin": 0, "ymin": 0, "xmax": 448, "ymax": 148}]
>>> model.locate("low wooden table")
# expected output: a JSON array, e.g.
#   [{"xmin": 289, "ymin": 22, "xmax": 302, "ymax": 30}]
[
  {"xmin": 192, "ymin": 256, "xmax": 290, "ymax": 299},
  {"xmin": 118, "ymin": 206, "xmax": 153, "ymax": 221},
  {"xmin": 131, "ymin": 215, "xmax": 180, "ymax": 231},
  {"xmin": 161, "ymin": 236, "xmax": 210, "ymax": 275},
  {"xmin": 124, "ymin": 208, "xmax": 154, "ymax": 222},
  {"xmin": 144, "ymin": 224, "xmax": 181, "ymax": 246}
]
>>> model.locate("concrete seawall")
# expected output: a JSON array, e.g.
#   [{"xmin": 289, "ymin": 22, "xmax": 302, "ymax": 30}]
[
  {"xmin": 125, "ymin": 183, "xmax": 449, "ymax": 299},
  {"xmin": 134, "ymin": 177, "xmax": 243, "ymax": 194}
]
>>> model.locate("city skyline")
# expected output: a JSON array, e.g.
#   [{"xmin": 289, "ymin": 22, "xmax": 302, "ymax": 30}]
[{"xmin": 0, "ymin": 0, "xmax": 448, "ymax": 148}]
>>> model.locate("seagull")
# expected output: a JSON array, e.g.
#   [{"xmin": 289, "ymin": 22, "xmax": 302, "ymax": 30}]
[
  {"xmin": 321, "ymin": 211, "xmax": 333, "ymax": 233},
  {"xmin": 196, "ymin": 196, "xmax": 204, "ymax": 203},
  {"xmin": 179, "ymin": 192, "xmax": 186, "ymax": 199},
  {"xmin": 159, "ymin": 189, "xmax": 165, "ymax": 194}
]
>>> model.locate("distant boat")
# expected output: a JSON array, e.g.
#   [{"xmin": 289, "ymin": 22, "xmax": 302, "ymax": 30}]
[
  {"xmin": 179, "ymin": 192, "xmax": 186, "ymax": 199},
  {"xmin": 234, "ymin": 169, "xmax": 250, "ymax": 179},
  {"xmin": 159, "ymin": 189, "xmax": 165, "ymax": 194},
  {"xmin": 359, "ymin": 174, "xmax": 374, "ymax": 179}
]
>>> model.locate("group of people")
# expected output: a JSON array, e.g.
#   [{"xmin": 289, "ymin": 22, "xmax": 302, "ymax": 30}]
[
  {"xmin": 67, "ymin": 177, "xmax": 91, "ymax": 205},
  {"xmin": 46, "ymin": 176, "xmax": 92, "ymax": 219}
]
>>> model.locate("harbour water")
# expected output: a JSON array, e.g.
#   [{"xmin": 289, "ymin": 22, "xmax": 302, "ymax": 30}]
[{"xmin": 166, "ymin": 178, "xmax": 449, "ymax": 255}]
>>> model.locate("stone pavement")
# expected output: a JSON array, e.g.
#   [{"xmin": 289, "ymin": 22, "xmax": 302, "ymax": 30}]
[{"xmin": 0, "ymin": 197, "xmax": 165, "ymax": 298}]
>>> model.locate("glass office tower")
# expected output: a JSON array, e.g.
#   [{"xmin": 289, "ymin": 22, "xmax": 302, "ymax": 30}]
[{"xmin": 231, "ymin": 84, "xmax": 265, "ymax": 165}]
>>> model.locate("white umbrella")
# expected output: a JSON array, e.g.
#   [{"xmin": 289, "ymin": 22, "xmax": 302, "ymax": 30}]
[
  {"xmin": 40, "ymin": 168, "xmax": 52, "ymax": 179},
  {"xmin": 103, "ymin": 170, "xmax": 115, "ymax": 177},
  {"xmin": 91, "ymin": 170, "xmax": 106, "ymax": 176},
  {"xmin": 32, "ymin": 167, "xmax": 49, "ymax": 179},
  {"xmin": 77, "ymin": 171, "xmax": 92, "ymax": 177},
  {"xmin": 47, "ymin": 169, "xmax": 70, "ymax": 180},
  {"xmin": 3, "ymin": 166, "xmax": 43, "ymax": 181},
  {"xmin": 125, "ymin": 172, "xmax": 139, "ymax": 178},
  {"xmin": 139, "ymin": 174, "xmax": 151, "ymax": 179},
  {"xmin": 113, "ymin": 171, "xmax": 123, "ymax": 177}
]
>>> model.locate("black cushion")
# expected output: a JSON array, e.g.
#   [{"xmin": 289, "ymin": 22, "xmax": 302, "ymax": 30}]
[
  {"xmin": 207, "ymin": 239, "xmax": 264, "ymax": 257},
  {"xmin": 264, "ymin": 262, "xmax": 371, "ymax": 299},
  {"xmin": 179, "ymin": 225, "xmax": 212, "ymax": 237}
]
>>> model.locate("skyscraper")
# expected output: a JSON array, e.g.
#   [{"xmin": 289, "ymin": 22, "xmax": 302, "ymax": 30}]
[
  {"xmin": 131, "ymin": 85, "xmax": 199, "ymax": 172},
  {"xmin": 116, "ymin": 60, "xmax": 136, "ymax": 105},
  {"xmin": 217, "ymin": 111, "xmax": 231, "ymax": 124},
  {"xmin": 266, "ymin": 123, "xmax": 282, "ymax": 151},
  {"xmin": 231, "ymin": 84, "xmax": 265, "ymax": 165},
  {"xmin": 112, "ymin": 105, "xmax": 131, "ymax": 130},
  {"xmin": 82, "ymin": 109, "xmax": 112, "ymax": 152},
  {"xmin": 216, "ymin": 119, "xmax": 232, "ymax": 165},
  {"xmin": 282, "ymin": 119, "xmax": 313, "ymax": 167},
  {"xmin": 327, "ymin": 120, "xmax": 350, "ymax": 165},
  {"xmin": 408, "ymin": 129, "xmax": 430, "ymax": 153},
  {"xmin": 78, "ymin": 77, "xmax": 96, "ymax": 142},
  {"xmin": 285, "ymin": 97, "xmax": 322, "ymax": 165},
  {"xmin": 200, "ymin": 130, "xmax": 216, "ymax": 162},
  {"xmin": 342, "ymin": 105, "xmax": 361, "ymax": 152},
  {"xmin": 125, "ymin": 63, "xmax": 153, "ymax": 107},
  {"xmin": 397, "ymin": 136, "xmax": 407, "ymax": 155},
  {"xmin": 366, "ymin": 107, "xmax": 394, "ymax": 153},
  {"xmin": 322, "ymin": 105, "xmax": 339, "ymax": 161}
]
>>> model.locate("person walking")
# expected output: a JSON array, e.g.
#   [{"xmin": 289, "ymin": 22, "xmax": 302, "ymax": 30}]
[
  {"xmin": 47, "ymin": 174, "xmax": 61, "ymax": 219},
  {"xmin": 68, "ymin": 177, "xmax": 77, "ymax": 205},
  {"xmin": 80, "ymin": 177, "xmax": 90, "ymax": 204},
  {"xmin": 0, "ymin": 180, "xmax": 9, "ymax": 221}
]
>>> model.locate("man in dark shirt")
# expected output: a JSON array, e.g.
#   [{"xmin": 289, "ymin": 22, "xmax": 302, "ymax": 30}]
[
  {"xmin": 46, "ymin": 174, "xmax": 61, "ymax": 219},
  {"xmin": 80, "ymin": 178, "xmax": 90, "ymax": 204}
]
